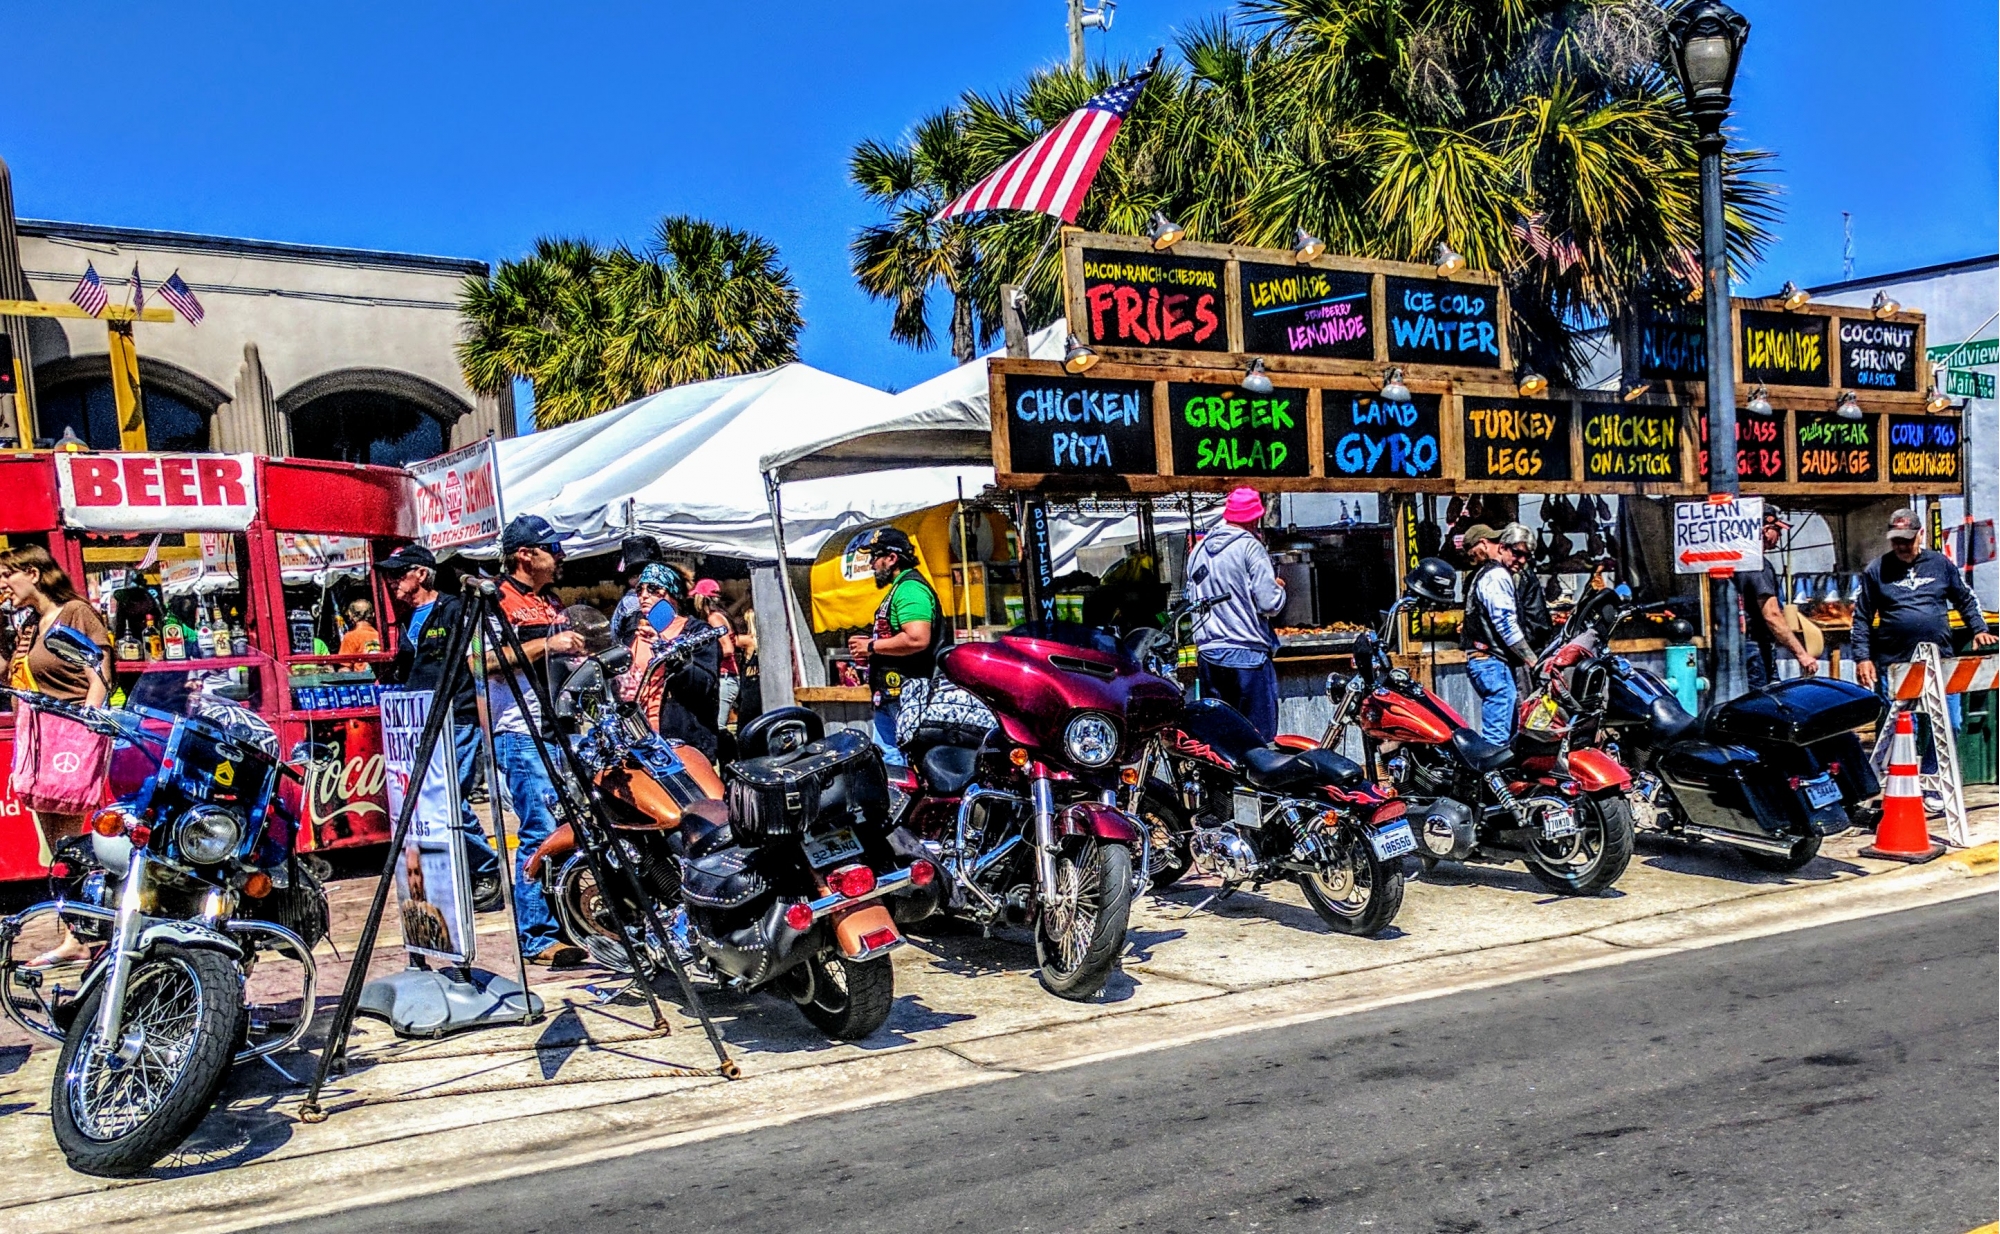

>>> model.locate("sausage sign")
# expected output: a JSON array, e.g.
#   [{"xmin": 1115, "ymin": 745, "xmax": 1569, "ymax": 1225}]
[
  {"xmin": 56, "ymin": 452, "xmax": 258, "ymax": 532},
  {"xmin": 1673, "ymin": 496, "xmax": 1764, "ymax": 575}
]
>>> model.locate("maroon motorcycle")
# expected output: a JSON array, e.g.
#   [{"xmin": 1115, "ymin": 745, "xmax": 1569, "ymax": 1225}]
[{"xmin": 893, "ymin": 623, "xmax": 1183, "ymax": 1000}]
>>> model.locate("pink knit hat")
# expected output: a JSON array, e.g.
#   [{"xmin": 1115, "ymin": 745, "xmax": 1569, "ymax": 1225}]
[
  {"xmin": 1222, "ymin": 486, "xmax": 1265, "ymax": 525},
  {"xmin": 690, "ymin": 578, "xmax": 721, "ymax": 597}
]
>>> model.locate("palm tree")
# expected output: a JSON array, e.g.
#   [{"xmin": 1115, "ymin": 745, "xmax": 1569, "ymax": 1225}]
[
  {"xmin": 459, "ymin": 216, "xmax": 802, "ymax": 429},
  {"xmin": 849, "ymin": 108, "xmax": 992, "ymax": 363}
]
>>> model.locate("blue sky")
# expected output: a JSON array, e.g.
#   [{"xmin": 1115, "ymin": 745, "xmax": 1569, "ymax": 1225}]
[{"xmin": 5, "ymin": 1, "xmax": 1993, "ymax": 418}]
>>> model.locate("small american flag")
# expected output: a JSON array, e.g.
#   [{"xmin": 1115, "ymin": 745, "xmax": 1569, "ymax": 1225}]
[
  {"xmin": 128, "ymin": 263, "xmax": 145, "ymax": 312},
  {"xmin": 159, "ymin": 269, "xmax": 205, "ymax": 324},
  {"xmin": 937, "ymin": 62, "xmax": 1155, "ymax": 224},
  {"xmin": 70, "ymin": 263, "xmax": 108, "ymax": 317}
]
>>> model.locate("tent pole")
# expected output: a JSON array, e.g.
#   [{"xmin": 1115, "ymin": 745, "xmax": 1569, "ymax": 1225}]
[{"xmin": 763, "ymin": 468, "xmax": 810, "ymax": 695}]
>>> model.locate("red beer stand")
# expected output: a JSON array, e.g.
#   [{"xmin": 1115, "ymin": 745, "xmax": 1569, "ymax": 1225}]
[{"xmin": 0, "ymin": 452, "xmax": 415, "ymax": 881}]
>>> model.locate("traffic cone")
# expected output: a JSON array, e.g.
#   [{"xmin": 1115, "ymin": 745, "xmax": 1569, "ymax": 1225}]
[{"xmin": 1860, "ymin": 710, "xmax": 1946, "ymax": 863}]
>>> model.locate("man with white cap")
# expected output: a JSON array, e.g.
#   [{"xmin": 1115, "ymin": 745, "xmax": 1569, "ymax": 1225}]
[{"xmin": 1185, "ymin": 487, "xmax": 1286, "ymax": 740}]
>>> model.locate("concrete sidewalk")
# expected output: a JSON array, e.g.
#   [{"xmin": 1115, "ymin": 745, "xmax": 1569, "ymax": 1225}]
[{"xmin": 1, "ymin": 790, "xmax": 1993, "ymax": 1232}]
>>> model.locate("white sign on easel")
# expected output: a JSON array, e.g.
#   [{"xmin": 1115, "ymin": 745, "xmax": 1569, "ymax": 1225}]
[
  {"xmin": 380, "ymin": 689, "xmax": 475, "ymax": 963},
  {"xmin": 1673, "ymin": 497, "xmax": 1764, "ymax": 575}
]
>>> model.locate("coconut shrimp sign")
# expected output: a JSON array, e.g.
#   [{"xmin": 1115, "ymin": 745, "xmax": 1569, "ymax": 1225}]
[{"xmin": 409, "ymin": 438, "xmax": 502, "ymax": 549}]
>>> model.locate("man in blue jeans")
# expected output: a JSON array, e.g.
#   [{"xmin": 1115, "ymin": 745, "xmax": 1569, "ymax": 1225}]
[{"xmin": 1459, "ymin": 524, "xmax": 1535, "ymax": 746}]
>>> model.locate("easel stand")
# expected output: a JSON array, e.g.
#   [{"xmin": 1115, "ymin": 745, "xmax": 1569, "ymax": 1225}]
[{"xmin": 1874, "ymin": 642, "xmax": 1970, "ymax": 846}]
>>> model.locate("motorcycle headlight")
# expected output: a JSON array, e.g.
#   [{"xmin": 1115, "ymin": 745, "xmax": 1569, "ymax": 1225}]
[
  {"xmin": 1063, "ymin": 713, "xmax": 1120, "ymax": 768},
  {"xmin": 174, "ymin": 805, "xmax": 244, "ymax": 866}
]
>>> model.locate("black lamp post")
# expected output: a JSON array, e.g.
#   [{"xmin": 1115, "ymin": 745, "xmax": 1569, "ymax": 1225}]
[{"xmin": 1667, "ymin": 0, "xmax": 1751, "ymax": 701}]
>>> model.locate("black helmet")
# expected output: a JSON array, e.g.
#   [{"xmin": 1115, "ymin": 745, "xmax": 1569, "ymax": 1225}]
[{"xmin": 1407, "ymin": 556, "xmax": 1457, "ymax": 606}]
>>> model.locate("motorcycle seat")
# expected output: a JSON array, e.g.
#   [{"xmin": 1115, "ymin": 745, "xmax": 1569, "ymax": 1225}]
[
  {"xmin": 1649, "ymin": 696, "xmax": 1700, "ymax": 746},
  {"xmin": 1242, "ymin": 746, "xmax": 1367, "ymax": 791},
  {"xmin": 1450, "ymin": 729, "xmax": 1517, "ymax": 774},
  {"xmin": 919, "ymin": 744, "xmax": 980, "ymax": 796},
  {"xmin": 681, "ymin": 798, "xmax": 737, "ymax": 860}
]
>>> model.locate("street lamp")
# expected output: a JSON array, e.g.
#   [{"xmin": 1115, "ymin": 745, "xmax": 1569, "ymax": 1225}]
[{"xmin": 1667, "ymin": 0, "xmax": 1750, "ymax": 703}]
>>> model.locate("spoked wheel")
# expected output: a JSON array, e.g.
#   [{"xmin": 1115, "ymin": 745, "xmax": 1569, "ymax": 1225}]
[
  {"xmin": 1034, "ymin": 839, "xmax": 1132, "ymax": 1001},
  {"xmin": 790, "ymin": 948, "xmax": 894, "ymax": 1040},
  {"xmin": 1297, "ymin": 825, "xmax": 1405, "ymax": 937},
  {"xmin": 554, "ymin": 862, "xmax": 635, "ymax": 973},
  {"xmin": 53, "ymin": 947, "xmax": 243, "ymax": 1177},
  {"xmin": 1527, "ymin": 794, "xmax": 1635, "ymax": 896},
  {"xmin": 1138, "ymin": 789, "xmax": 1193, "ymax": 892}
]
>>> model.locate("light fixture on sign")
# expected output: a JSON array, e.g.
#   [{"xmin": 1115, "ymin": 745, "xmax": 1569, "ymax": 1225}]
[
  {"xmin": 1620, "ymin": 378, "xmax": 1652, "ymax": 403},
  {"xmin": 1834, "ymin": 390, "xmax": 1864, "ymax": 420},
  {"xmin": 1778, "ymin": 280, "xmax": 1810, "ymax": 311},
  {"xmin": 1746, "ymin": 383, "xmax": 1773, "ymax": 417},
  {"xmin": 1292, "ymin": 229, "xmax": 1325, "ymax": 262},
  {"xmin": 1870, "ymin": 290, "xmax": 1899, "ymax": 319},
  {"xmin": 1926, "ymin": 369, "xmax": 1953, "ymax": 413},
  {"xmin": 1062, "ymin": 334, "xmax": 1098, "ymax": 374},
  {"xmin": 1146, "ymin": 211, "xmax": 1186, "ymax": 251},
  {"xmin": 1241, "ymin": 358, "xmax": 1275, "ymax": 395},
  {"xmin": 55, "ymin": 425, "xmax": 89, "ymax": 453},
  {"xmin": 1434, "ymin": 243, "xmax": 1466, "ymax": 277},
  {"xmin": 1516, "ymin": 367, "xmax": 1548, "ymax": 397},
  {"xmin": 1380, "ymin": 367, "xmax": 1411, "ymax": 403}
]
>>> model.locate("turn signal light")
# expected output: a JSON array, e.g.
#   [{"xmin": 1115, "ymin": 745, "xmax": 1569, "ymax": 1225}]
[
  {"xmin": 859, "ymin": 927, "xmax": 900, "ymax": 952},
  {"xmin": 909, "ymin": 860, "xmax": 937, "ymax": 888},
  {"xmin": 782, "ymin": 902, "xmax": 814, "ymax": 932},
  {"xmin": 1120, "ymin": 766, "xmax": 1141, "ymax": 786},
  {"xmin": 90, "ymin": 810, "xmax": 128, "ymax": 838},
  {"xmin": 827, "ymin": 865, "xmax": 876, "ymax": 899},
  {"xmin": 242, "ymin": 872, "xmax": 273, "ymax": 899},
  {"xmin": 1009, "ymin": 747, "xmax": 1031, "ymax": 768}
]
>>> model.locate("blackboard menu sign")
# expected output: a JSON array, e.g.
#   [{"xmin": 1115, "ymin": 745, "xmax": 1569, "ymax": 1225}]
[
  {"xmin": 1794, "ymin": 412, "xmax": 1878, "ymax": 483},
  {"xmin": 1078, "ymin": 248, "xmax": 1227, "ymax": 351},
  {"xmin": 1887, "ymin": 416, "xmax": 1961, "ymax": 485},
  {"xmin": 1462, "ymin": 397, "xmax": 1571, "ymax": 481},
  {"xmin": 1699, "ymin": 412, "xmax": 1787, "ymax": 484},
  {"xmin": 1322, "ymin": 393, "xmax": 1443, "ymax": 480},
  {"xmin": 1167, "ymin": 383, "xmax": 1310, "ymax": 477},
  {"xmin": 1740, "ymin": 309, "xmax": 1831, "ymax": 387},
  {"xmin": 1636, "ymin": 303, "xmax": 1706, "ymax": 381},
  {"xmin": 1238, "ymin": 263, "xmax": 1373, "ymax": 359},
  {"xmin": 1002, "ymin": 373, "xmax": 1157, "ymax": 476},
  {"xmin": 1838, "ymin": 318, "xmax": 1919, "ymax": 392},
  {"xmin": 1383, "ymin": 276, "xmax": 1502, "ymax": 368},
  {"xmin": 1579, "ymin": 402, "xmax": 1682, "ymax": 482}
]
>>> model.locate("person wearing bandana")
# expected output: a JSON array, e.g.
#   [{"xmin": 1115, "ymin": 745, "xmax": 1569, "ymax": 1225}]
[{"xmin": 845, "ymin": 528, "xmax": 945, "ymax": 770}]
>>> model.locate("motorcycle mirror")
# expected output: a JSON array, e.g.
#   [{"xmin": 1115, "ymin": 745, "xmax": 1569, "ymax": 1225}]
[
  {"xmin": 1614, "ymin": 583, "xmax": 1632, "ymax": 600},
  {"xmin": 43, "ymin": 624, "xmax": 105, "ymax": 670}
]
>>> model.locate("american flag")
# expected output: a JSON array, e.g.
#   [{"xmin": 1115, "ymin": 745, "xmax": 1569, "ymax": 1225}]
[
  {"xmin": 69, "ymin": 263, "xmax": 108, "ymax": 317},
  {"xmin": 159, "ymin": 269, "xmax": 205, "ymax": 324},
  {"xmin": 937, "ymin": 64, "xmax": 1155, "ymax": 224},
  {"xmin": 128, "ymin": 263, "xmax": 145, "ymax": 312}
]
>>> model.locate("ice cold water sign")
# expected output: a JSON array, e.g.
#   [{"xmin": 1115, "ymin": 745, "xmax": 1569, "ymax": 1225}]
[
  {"xmin": 1004, "ymin": 373, "xmax": 1156, "ymax": 476},
  {"xmin": 1323, "ymin": 393, "xmax": 1442, "ymax": 480},
  {"xmin": 1887, "ymin": 416, "xmax": 1960, "ymax": 485},
  {"xmin": 1169, "ymin": 383, "xmax": 1310, "ymax": 477},
  {"xmin": 1238, "ymin": 263, "xmax": 1373, "ymax": 359},
  {"xmin": 1794, "ymin": 412, "xmax": 1878, "ymax": 483},
  {"xmin": 1699, "ymin": 412, "xmax": 1787, "ymax": 484},
  {"xmin": 1839, "ymin": 319, "xmax": 1919, "ymax": 392},
  {"xmin": 1741, "ymin": 310, "xmax": 1831, "ymax": 388},
  {"xmin": 1580, "ymin": 403, "xmax": 1682, "ymax": 482},
  {"xmin": 1078, "ymin": 248, "xmax": 1227, "ymax": 352},
  {"xmin": 1462, "ymin": 397, "xmax": 1571, "ymax": 481},
  {"xmin": 1383, "ymin": 276, "xmax": 1502, "ymax": 368}
]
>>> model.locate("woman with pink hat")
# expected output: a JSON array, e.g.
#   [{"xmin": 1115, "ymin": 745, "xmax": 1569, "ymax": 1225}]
[
  {"xmin": 690, "ymin": 578, "xmax": 741, "ymax": 731},
  {"xmin": 1184, "ymin": 486, "xmax": 1286, "ymax": 739}
]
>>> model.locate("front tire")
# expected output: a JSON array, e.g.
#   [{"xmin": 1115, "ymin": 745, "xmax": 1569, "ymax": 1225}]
[
  {"xmin": 1298, "ymin": 825, "xmax": 1405, "ymax": 936},
  {"xmin": 1035, "ymin": 839, "xmax": 1133, "ymax": 1001},
  {"xmin": 1526, "ymin": 793, "xmax": 1634, "ymax": 896},
  {"xmin": 792, "ymin": 949, "xmax": 895, "ymax": 1040},
  {"xmin": 1742, "ymin": 831, "xmax": 1822, "ymax": 872},
  {"xmin": 53, "ymin": 947, "xmax": 244, "ymax": 1177}
]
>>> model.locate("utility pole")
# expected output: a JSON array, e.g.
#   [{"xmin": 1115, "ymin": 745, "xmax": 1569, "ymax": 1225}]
[{"xmin": 1067, "ymin": 0, "xmax": 1087, "ymax": 71}]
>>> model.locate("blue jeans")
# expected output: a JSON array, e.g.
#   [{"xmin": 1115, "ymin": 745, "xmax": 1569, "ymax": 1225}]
[
  {"xmin": 494, "ymin": 731, "xmax": 563, "ymax": 954},
  {"xmin": 1466, "ymin": 654, "xmax": 1518, "ymax": 746},
  {"xmin": 1198, "ymin": 654, "xmax": 1279, "ymax": 742},
  {"xmin": 872, "ymin": 696, "xmax": 907, "ymax": 769},
  {"xmin": 1745, "ymin": 641, "xmax": 1778, "ymax": 692},
  {"xmin": 453, "ymin": 722, "xmax": 502, "ymax": 884}
]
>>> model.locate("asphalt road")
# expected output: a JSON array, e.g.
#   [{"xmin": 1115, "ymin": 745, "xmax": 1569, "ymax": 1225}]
[{"xmin": 265, "ymin": 897, "xmax": 1999, "ymax": 1234}]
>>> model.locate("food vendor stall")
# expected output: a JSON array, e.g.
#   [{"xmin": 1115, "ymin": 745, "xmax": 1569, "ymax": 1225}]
[{"xmin": 0, "ymin": 450, "xmax": 413, "ymax": 880}]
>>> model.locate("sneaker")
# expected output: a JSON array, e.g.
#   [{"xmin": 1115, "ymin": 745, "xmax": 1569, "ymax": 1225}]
[
  {"xmin": 1923, "ymin": 792, "xmax": 1949, "ymax": 818},
  {"xmin": 472, "ymin": 874, "xmax": 505, "ymax": 913},
  {"xmin": 527, "ymin": 943, "xmax": 587, "ymax": 968}
]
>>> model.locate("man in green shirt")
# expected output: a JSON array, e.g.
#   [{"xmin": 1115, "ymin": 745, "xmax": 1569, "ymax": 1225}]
[{"xmin": 845, "ymin": 528, "xmax": 945, "ymax": 769}]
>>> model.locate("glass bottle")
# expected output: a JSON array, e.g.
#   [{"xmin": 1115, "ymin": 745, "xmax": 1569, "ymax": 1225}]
[
  {"xmin": 196, "ymin": 600, "xmax": 217, "ymax": 659},
  {"xmin": 162, "ymin": 613, "xmax": 187, "ymax": 661},
  {"xmin": 229, "ymin": 607, "xmax": 249, "ymax": 658},
  {"xmin": 116, "ymin": 620, "xmax": 142, "ymax": 664},
  {"xmin": 143, "ymin": 615, "xmax": 163, "ymax": 661}
]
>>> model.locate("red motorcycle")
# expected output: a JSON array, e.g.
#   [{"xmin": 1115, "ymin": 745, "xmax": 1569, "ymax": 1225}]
[
  {"xmin": 893, "ymin": 623, "xmax": 1183, "ymax": 1000},
  {"xmin": 1300, "ymin": 561, "xmax": 1637, "ymax": 896}
]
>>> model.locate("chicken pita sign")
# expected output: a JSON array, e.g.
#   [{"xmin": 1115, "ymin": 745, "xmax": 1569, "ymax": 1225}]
[{"xmin": 56, "ymin": 453, "xmax": 258, "ymax": 532}]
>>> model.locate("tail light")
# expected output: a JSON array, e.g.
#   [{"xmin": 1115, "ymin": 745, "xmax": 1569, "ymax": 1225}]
[
  {"xmin": 826, "ymin": 864, "xmax": 876, "ymax": 899},
  {"xmin": 909, "ymin": 860, "xmax": 937, "ymax": 888},
  {"xmin": 1827, "ymin": 761, "xmax": 1843, "ymax": 776},
  {"xmin": 1369, "ymin": 800, "xmax": 1407, "ymax": 825},
  {"xmin": 890, "ymin": 765, "xmax": 919, "ymax": 793},
  {"xmin": 859, "ymin": 926, "xmax": 899, "ymax": 952},
  {"xmin": 49, "ymin": 861, "xmax": 70, "ymax": 880},
  {"xmin": 783, "ymin": 902, "xmax": 814, "ymax": 932}
]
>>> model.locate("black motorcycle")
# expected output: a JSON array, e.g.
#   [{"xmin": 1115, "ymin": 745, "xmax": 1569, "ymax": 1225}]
[{"xmin": 1523, "ymin": 588, "xmax": 1882, "ymax": 870}]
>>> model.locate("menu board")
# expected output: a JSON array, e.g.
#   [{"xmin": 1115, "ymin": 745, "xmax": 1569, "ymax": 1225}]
[
  {"xmin": 1322, "ymin": 393, "xmax": 1443, "ymax": 480},
  {"xmin": 1077, "ymin": 247, "xmax": 1227, "ymax": 351},
  {"xmin": 1462, "ymin": 397, "xmax": 1571, "ymax": 481},
  {"xmin": 1794, "ymin": 412, "xmax": 1878, "ymax": 483},
  {"xmin": 1740, "ymin": 309, "xmax": 1831, "ymax": 388},
  {"xmin": 1002, "ymin": 373, "xmax": 1157, "ymax": 476},
  {"xmin": 1838, "ymin": 318, "xmax": 1919, "ymax": 392},
  {"xmin": 1383, "ymin": 276, "xmax": 1503, "ymax": 368},
  {"xmin": 1636, "ymin": 303, "xmax": 1707, "ymax": 381},
  {"xmin": 1168, "ymin": 382, "xmax": 1310, "ymax": 478},
  {"xmin": 1698, "ymin": 413, "xmax": 1787, "ymax": 485},
  {"xmin": 1238, "ymin": 263, "xmax": 1373, "ymax": 359},
  {"xmin": 1580, "ymin": 402, "xmax": 1682, "ymax": 482},
  {"xmin": 1887, "ymin": 416, "xmax": 1961, "ymax": 485}
]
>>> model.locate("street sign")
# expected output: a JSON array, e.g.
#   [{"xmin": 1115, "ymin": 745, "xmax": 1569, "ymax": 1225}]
[{"xmin": 1673, "ymin": 496, "xmax": 1764, "ymax": 575}]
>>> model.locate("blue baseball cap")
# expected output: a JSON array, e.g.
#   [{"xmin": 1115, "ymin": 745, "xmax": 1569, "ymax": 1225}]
[{"xmin": 500, "ymin": 514, "xmax": 562, "ymax": 556}]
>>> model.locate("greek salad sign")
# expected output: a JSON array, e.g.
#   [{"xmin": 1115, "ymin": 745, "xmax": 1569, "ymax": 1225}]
[
  {"xmin": 1002, "ymin": 373, "xmax": 1157, "ymax": 476},
  {"xmin": 1168, "ymin": 383, "xmax": 1310, "ymax": 477},
  {"xmin": 1673, "ymin": 497, "xmax": 1763, "ymax": 575}
]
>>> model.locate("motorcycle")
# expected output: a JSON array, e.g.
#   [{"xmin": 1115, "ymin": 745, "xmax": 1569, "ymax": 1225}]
[
  {"xmin": 1125, "ymin": 599, "xmax": 1415, "ymax": 937},
  {"xmin": 0, "ymin": 627, "xmax": 327, "ymax": 1176},
  {"xmin": 1310, "ymin": 566, "xmax": 1637, "ymax": 896},
  {"xmin": 1521, "ymin": 587, "xmax": 1881, "ymax": 871},
  {"xmin": 894, "ymin": 621, "xmax": 1181, "ymax": 1000}
]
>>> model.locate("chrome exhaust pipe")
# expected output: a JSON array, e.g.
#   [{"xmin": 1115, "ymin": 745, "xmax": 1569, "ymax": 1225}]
[{"xmin": 1683, "ymin": 824, "xmax": 1799, "ymax": 857}]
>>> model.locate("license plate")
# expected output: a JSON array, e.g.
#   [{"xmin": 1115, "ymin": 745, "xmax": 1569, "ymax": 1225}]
[
  {"xmin": 1367, "ymin": 821, "xmax": 1416, "ymax": 861},
  {"xmin": 1803, "ymin": 774, "xmax": 1842, "ymax": 809},
  {"xmin": 1541, "ymin": 805, "xmax": 1578, "ymax": 839},
  {"xmin": 802, "ymin": 828, "xmax": 864, "ymax": 868}
]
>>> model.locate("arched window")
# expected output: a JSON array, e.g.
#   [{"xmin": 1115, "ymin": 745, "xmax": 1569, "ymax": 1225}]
[
  {"xmin": 288, "ymin": 389, "xmax": 448, "ymax": 467},
  {"xmin": 36, "ymin": 378, "xmax": 212, "ymax": 452}
]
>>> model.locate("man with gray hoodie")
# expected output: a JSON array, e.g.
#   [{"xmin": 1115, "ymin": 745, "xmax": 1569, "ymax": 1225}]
[{"xmin": 1186, "ymin": 487, "xmax": 1287, "ymax": 740}]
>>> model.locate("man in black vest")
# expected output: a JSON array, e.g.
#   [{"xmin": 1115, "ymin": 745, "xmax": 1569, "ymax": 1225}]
[
  {"xmin": 1460, "ymin": 524, "xmax": 1536, "ymax": 745},
  {"xmin": 846, "ymin": 528, "xmax": 945, "ymax": 770}
]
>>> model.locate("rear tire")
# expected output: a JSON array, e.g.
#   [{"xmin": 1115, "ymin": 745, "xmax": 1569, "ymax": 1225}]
[
  {"xmin": 1298, "ymin": 825, "xmax": 1405, "ymax": 936},
  {"xmin": 1742, "ymin": 832, "xmax": 1822, "ymax": 872},
  {"xmin": 792, "ymin": 949, "xmax": 894, "ymax": 1041},
  {"xmin": 1527, "ymin": 793, "xmax": 1634, "ymax": 896},
  {"xmin": 1035, "ymin": 839, "xmax": 1133, "ymax": 1001},
  {"xmin": 1137, "ymin": 789, "xmax": 1193, "ymax": 892}
]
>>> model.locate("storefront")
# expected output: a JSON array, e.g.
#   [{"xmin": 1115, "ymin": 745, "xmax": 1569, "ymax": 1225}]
[{"xmin": 0, "ymin": 450, "xmax": 414, "ymax": 880}]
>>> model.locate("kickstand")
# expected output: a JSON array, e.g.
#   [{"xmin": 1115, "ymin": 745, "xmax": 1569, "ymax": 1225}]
[
  {"xmin": 1181, "ymin": 891, "xmax": 1219, "ymax": 919},
  {"xmin": 259, "ymin": 1052, "xmax": 300, "ymax": 1085}
]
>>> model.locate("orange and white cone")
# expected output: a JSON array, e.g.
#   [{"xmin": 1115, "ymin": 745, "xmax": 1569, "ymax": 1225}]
[{"xmin": 1860, "ymin": 710, "xmax": 1945, "ymax": 863}]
